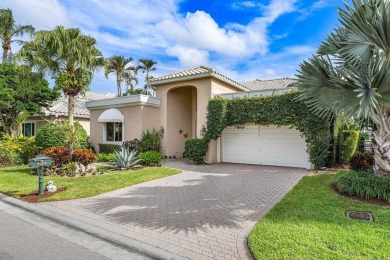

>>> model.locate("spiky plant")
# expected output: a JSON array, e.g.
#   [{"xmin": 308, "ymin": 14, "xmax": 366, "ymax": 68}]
[
  {"xmin": 114, "ymin": 147, "xmax": 141, "ymax": 169},
  {"xmin": 297, "ymin": 0, "xmax": 390, "ymax": 177}
]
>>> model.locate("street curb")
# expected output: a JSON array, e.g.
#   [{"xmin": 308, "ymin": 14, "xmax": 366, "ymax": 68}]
[{"xmin": 0, "ymin": 193, "xmax": 188, "ymax": 260}]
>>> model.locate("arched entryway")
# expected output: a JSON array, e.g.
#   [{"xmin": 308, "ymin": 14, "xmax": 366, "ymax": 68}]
[{"xmin": 166, "ymin": 86, "xmax": 197, "ymax": 158}]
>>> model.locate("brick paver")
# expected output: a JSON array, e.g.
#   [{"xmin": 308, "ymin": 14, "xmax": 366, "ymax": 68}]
[{"xmin": 39, "ymin": 161, "xmax": 307, "ymax": 259}]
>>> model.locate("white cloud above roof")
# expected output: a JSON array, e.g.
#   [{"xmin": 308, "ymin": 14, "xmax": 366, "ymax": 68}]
[{"xmin": 0, "ymin": 0, "xmax": 330, "ymax": 93}]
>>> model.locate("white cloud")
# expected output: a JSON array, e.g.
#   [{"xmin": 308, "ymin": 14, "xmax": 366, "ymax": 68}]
[
  {"xmin": 265, "ymin": 69, "xmax": 276, "ymax": 76},
  {"xmin": 158, "ymin": 11, "xmax": 248, "ymax": 56},
  {"xmin": 297, "ymin": 0, "xmax": 337, "ymax": 21},
  {"xmin": 231, "ymin": 1, "xmax": 260, "ymax": 9},
  {"xmin": 167, "ymin": 45, "xmax": 209, "ymax": 68},
  {"xmin": 1, "ymin": 0, "xmax": 313, "ymax": 93},
  {"xmin": 0, "ymin": 0, "xmax": 70, "ymax": 29},
  {"xmin": 261, "ymin": 0, "xmax": 297, "ymax": 23},
  {"xmin": 159, "ymin": 0, "xmax": 298, "ymax": 67}
]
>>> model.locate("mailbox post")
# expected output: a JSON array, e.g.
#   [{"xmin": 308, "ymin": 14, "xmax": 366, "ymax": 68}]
[{"xmin": 28, "ymin": 155, "xmax": 52, "ymax": 195}]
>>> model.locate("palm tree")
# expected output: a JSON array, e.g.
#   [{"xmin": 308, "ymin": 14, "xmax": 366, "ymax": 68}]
[
  {"xmin": 296, "ymin": 0, "xmax": 390, "ymax": 177},
  {"xmin": 137, "ymin": 59, "xmax": 157, "ymax": 95},
  {"xmin": 105, "ymin": 55, "xmax": 134, "ymax": 96},
  {"xmin": 0, "ymin": 8, "xmax": 34, "ymax": 63},
  {"xmin": 122, "ymin": 70, "xmax": 139, "ymax": 95},
  {"xmin": 18, "ymin": 26, "xmax": 103, "ymax": 155}
]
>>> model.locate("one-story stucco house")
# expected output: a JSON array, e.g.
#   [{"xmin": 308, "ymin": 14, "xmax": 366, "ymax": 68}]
[
  {"xmin": 86, "ymin": 66, "xmax": 311, "ymax": 169},
  {"xmin": 22, "ymin": 92, "xmax": 116, "ymax": 137}
]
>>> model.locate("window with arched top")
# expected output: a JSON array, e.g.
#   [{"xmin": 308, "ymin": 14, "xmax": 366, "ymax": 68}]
[{"xmin": 98, "ymin": 108, "xmax": 124, "ymax": 143}]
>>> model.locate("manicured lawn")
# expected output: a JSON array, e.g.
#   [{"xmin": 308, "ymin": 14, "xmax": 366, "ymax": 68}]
[
  {"xmin": 248, "ymin": 172, "xmax": 390, "ymax": 259},
  {"xmin": 0, "ymin": 166, "xmax": 181, "ymax": 202}
]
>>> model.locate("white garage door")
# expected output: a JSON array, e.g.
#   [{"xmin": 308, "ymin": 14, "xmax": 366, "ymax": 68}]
[{"xmin": 222, "ymin": 125, "xmax": 311, "ymax": 169}]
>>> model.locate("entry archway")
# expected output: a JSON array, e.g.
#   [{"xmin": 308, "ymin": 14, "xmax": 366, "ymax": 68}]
[{"xmin": 166, "ymin": 86, "xmax": 197, "ymax": 158}]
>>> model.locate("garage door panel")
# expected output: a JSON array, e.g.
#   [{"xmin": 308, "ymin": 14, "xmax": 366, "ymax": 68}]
[{"xmin": 222, "ymin": 125, "xmax": 310, "ymax": 169}]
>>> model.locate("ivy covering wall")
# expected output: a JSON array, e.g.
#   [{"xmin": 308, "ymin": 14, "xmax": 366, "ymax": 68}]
[{"xmin": 185, "ymin": 91, "xmax": 332, "ymax": 168}]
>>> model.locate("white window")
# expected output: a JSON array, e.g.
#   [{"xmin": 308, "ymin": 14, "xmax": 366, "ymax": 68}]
[
  {"xmin": 105, "ymin": 122, "xmax": 123, "ymax": 142},
  {"xmin": 22, "ymin": 122, "xmax": 36, "ymax": 137}
]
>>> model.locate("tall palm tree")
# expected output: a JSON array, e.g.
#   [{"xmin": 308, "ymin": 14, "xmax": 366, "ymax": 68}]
[
  {"xmin": 122, "ymin": 70, "xmax": 138, "ymax": 95},
  {"xmin": 18, "ymin": 26, "xmax": 103, "ymax": 155},
  {"xmin": 0, "ymin": 8, "xmax": 34, "ymax": 63},
  {"xmin": 137, "ymin": 59, "xmax": 157, "ymax": 95},
  {"xmin": 297, "ymin": 0, "xmax": 390, "ymax": 177},
  {"xmin": 104, "ymin": 55, "xmax": 134, "ymax": 96}
]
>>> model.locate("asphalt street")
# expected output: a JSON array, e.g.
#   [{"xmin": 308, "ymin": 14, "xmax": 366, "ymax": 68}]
[
  {"xmin": 0, "ymin": 205, "xmax": 152, "ymax": 260},
  {"xmin": 0, "ymin": 210, "xmax": 108, "ymax": 260}
]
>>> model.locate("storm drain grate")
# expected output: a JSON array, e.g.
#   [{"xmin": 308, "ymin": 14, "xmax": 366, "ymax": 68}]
[{"xmin": 346, "ymin": 211, "xmax": 373, "ymax": 222}]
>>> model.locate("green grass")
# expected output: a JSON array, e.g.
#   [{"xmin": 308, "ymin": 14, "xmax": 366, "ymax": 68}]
[
  {"xmin": 0, "ymin": 166, "xmax": 180, "ymax": 202},
  {"xmin": 248, "ymin": 172, "xmax": 390, "ymax": 259}
]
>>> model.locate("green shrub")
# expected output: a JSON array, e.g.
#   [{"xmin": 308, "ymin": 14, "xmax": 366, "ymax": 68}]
[
  {"xmin": 123, "ymin": 138, "xmax": 140, "ymax": 152},
  {"xmin": 72, "ymin": 149, "xmax": 96, "ymax": 166},
  {"xmin": 338, "ymin": 170, "xmax": 390, "ymax": 201},
  {"xmin": 36, "ymin": 120, "xmax": 88, "ymax": 150},
  {"xmin": 40, "ymin": 146, "xmax": 70, "ymax": 168},
  {"xmin": 96, "ymin": 152, "xmax": 116, "ymax": 162},
  {"xmin": 0, "ymin": 134, "xmax": 37, "ymax": 164},
  {"xmin": 60, "ymin": 162, "xmax": 78, "ymax": 177},
  {"xmin": 340, "ymin": 130, "xmax": 360, "ymax": 164},
  {"xmin": 98, "ymin": 143, "xmax": 121, "ymax": 154},
  {"xmin": 138, "ymin": 151, "xmax": 162, "ymax": 166},
  {"xmin": 139, "ymin": 129, "xmax": 160, "ymax": 152},
  {"xmin": 349, "ymin": 152, "xmax": 373, "ymax": 171},
  {"xmin": 184, "ymin": 138, "xmax": 208, "ymax": 164}
]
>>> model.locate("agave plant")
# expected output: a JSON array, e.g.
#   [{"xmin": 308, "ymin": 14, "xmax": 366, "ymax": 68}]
[{"xmin": 114, "ymin": 146, "xmax": 141, "ymax": 169}]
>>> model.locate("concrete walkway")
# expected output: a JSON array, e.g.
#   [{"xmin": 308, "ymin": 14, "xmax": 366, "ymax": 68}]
[{"xmin": 38, "ymin": 161, "xmax": 307, "ymax": 259}]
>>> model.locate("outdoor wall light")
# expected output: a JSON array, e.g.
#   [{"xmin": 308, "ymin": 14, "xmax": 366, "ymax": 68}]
[
  {"xmin": 159, "ymin": 126, "xmax": 164, "ymax": 137},
  {"xmin": 200, "ymin": 124, "xmax": 206, "ymax": 136}
]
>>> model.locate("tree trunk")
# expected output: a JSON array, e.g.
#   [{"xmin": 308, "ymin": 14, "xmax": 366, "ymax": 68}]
[
  {"xmin": 372, "ymin": 109, "xmax": 390, "ymax": 177},
  {"xmin": 68, "ymin": 94, "xmax": 75, "ymax": 157},
  {"xmin": 2, "ymin": 40, "xmax": 11, "ymax": 63},
  {"xmin": 3, "ymin": 50, "xmax": 7, "ymax": 64},
  {"xmin": 117, "ymin": 74, "xmax": 121, "ymax": 97},
  {"xmin": 2, "ymin": 124, "xmax": 12, "ymax": 135}
]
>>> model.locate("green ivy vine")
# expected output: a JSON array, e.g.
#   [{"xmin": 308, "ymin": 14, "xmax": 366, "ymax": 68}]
[{"xmin": 185, "ymin": 91, "xmax": 332, "ymax": 168}]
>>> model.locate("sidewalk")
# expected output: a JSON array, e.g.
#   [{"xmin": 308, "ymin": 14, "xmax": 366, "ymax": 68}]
[{"xmin": 0, "ymin": 193, "xmax": 187, "ymax": 260}]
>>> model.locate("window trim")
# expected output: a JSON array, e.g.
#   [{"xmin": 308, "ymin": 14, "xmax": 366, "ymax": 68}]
[
  {"xmin": 22, "ymin": 121, "xmax": 36, "ymax": 137},
  {"xmin": 103, "ymin": 122, "xmax": 124, "ymax": 144}
]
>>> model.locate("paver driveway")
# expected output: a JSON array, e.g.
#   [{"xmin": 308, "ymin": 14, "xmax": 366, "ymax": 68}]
[{"xmin": 40, "ymin": 161, "xmax": 307, "ymax": 259}]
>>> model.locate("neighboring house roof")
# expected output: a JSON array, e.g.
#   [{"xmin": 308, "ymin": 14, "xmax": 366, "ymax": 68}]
[
  {"xmin": 149, "ymin": 66, "xmax": 249, "ymax": 91},
  {"xmin": 242, "ymin": 78, "xmax": 297, "ymax": 91},
  {"xmin": 42, "ymin": 92, "xmax": 117, "ymax": 118}
]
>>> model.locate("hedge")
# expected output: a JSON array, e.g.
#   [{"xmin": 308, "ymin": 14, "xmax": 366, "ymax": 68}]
[
  {"xmin": 184, "ymin": 139, "xmax": 209, "ymax": 164},
  {"xmin": 98, "ymin": 143, "xmax": 121, "ymax": 154},
  {"xmin": 340, "ymin": 130, "xmax": 360, "ymax": 164},
  {"xmin": 185, "ymin": 91, "xmax": 332, "ymax": 168}
]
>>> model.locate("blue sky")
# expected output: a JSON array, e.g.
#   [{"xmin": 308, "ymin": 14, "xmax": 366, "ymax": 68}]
[{"xmin": 1, "ymin": 0, "xmax": 348, "ymax": 93}]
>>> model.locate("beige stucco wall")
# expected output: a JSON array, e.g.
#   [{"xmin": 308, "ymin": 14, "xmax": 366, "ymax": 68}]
[
  {"xmin": 166, "ymin": 87, "xmax": 195, "ymax": 157},
  {"xmin": 140, "ymin": 106, "xmax": 160, "ymax": 133},
  {"xmin": 155, "ymin": 76, "xmax": 243, "ymax": 161},
  {"xmin": 211, "ymin": 78, "xmax": 243, "ymax": 97},
  {"xmin": 89, "ymin": 106, "xmax": 159, "ymax": 153},
  {"xmin": 155, "ymin": 78, "xmax": 211, "ymax": 158}
]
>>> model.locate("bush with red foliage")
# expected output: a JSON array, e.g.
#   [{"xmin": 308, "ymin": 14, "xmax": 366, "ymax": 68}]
[
  {"xmin": 72, "ymin": 149, "xmax": 96, "ymax": 166},
  {"xmin": 0, "ymin": 157, "xmax": 12, "ymax": 166},
  {"xmin": 40, "ymin": 146, "xmax": 70, "ymax": 168}
]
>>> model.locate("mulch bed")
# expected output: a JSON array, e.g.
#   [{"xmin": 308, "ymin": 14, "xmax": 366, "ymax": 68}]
[
  {"xmin": 20, "ymin": 188, "xmax": 66, "ymax": 203},
  {"xmin": 331, "ymin": 182, "xmax": 390, "ymax": 206}
]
